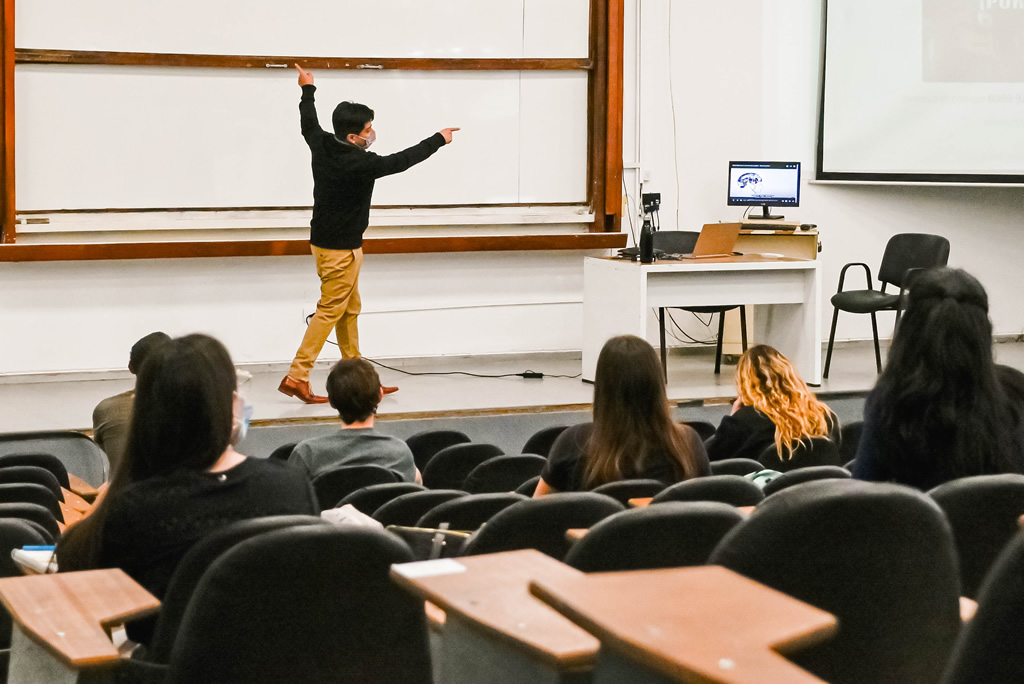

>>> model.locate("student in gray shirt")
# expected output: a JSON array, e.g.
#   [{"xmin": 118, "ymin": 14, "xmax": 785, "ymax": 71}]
[{"xmin": 289, "ymin": 358, "xmax": 420, "ymax": 483}]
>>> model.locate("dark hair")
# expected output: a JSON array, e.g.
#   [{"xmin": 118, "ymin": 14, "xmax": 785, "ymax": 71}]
[
  {"xmin": 332, "ymin": 101, "xmax": 374, "ymax": 138},
  {"xmin": 57, "ymin": 334, "xmax": 237, "ymax": 571},
  {"xmin": 326, "ymin": 358, "xmax": 381, "ymax": 424},
  {"xmin": 871, "ymin": 267, "xmax": 1022, "ymax": 483},
  {"xmin": 128, "ymin": 331, "xmax": 171, "ymax": 374},
  {"xmin": 583, "ymin": 335, "xmax": 705, "ymax": 487}
]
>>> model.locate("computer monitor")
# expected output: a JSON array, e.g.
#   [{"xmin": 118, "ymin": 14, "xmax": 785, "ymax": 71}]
[{"xmin": 727, "ymin": 161, "xmax": 801, "ymax": 220}]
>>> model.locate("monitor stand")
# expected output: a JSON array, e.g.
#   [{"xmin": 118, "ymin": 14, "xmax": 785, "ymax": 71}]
[{"xmin": 751, "ymin": 204, "xmax": 784, "ymax": 220}]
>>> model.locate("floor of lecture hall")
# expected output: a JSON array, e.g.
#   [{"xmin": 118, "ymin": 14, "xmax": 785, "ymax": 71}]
[{"xmin": 5, "ymin": 340, "xmax": 1024, "ymax": 455}]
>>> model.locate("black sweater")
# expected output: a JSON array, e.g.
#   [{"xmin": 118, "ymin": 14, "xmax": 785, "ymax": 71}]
[{"xmin": 300, "ymin": 85, "xmax": 445, "ymax": 250}]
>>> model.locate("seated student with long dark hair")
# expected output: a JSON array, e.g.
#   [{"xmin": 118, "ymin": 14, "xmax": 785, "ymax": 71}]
[
  {"xmin": 705, "ymin": 344, "xmax": 839, "ymax": 467},
  {"xmin": 853, "ymin": 267, "xmax": 1024, "ymax": 489},
  {"xmin": 57, "ymin": 334, "xmax": 317, "ymax": 601},
  {"xmin": 534, "ymin": 335, "xmax": 709, "ymax": 496}
]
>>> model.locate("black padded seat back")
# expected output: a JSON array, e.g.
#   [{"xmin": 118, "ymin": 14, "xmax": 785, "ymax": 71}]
[
  {"xmin": 650, "ymin": 475, "xmax": 764, "ymax": 507},
  {"xmin": 709, "ymin": 480, "xmax": 960, "ymax": 684},
  {"xmin": 267, "ymin": 442, "xmax": 298, "ymax": 461},
  {"xmin": 0, "ymin": 453, "xmax": 70, "ymax": 489},
  {"xmin": 421, "ymin": 443, "xmax": 504, "ymax": 490},
  {"xmin": 516, "ymin": 475, "xmax": 541, "ymax": 496},
  {"xmin": 164, "ymin": 526, "xmax": 430, "ymax": 684},
  {"xmin": 0, "ymin": 466, "xmax": 64, "ymax": 502},
  {"xmin": 942, "ymin": 531, "xmax": 1024, "ymax": 684},
  {"xmin": 0, "ymin": 483, "xmax": 63, "ymax": 523},
  {"xmin": 0, "ymin": 518, "xmax": 49, "ymax": 648},
  {"xmin": 336, "ymin": 482, "xmax": 425, "ymax": 516},
  {"xmin": 373, "ymin": 489, "xmax": 468, "ymax": 528},
  {"xmin": 0, "ymin": 432, "xmax": 109, "ymax": 487},
  {"xmin": 565, "ymin": 501, "xmax": 745, "ymax": 573},
  {"xmin": 462, "ymin": 455, "xmax": 547, "ymax": 494},
  {"xmin": 590, "ymin": 479, "xmax": 667, "ymax": 505},
  {"xmin": 311, "ymin": 465, "xmax": 401, "ymax": 511},
  {"xmin": 709, "ymin": 458, "xmax": 764, "ymax": 477},
  {"xmin": 928, "ymin": 473, "xmax": 1024, "ymax": 600},
  {"xmin": 416, "ymin": 493, "xmax": 528, "ymax": 531},
  {"xmin": 681, "ymin": 420, "xmax": 716, "ymax": 441},
  {"xmin": 521, "ymin": 425, "xmax": 571, "ymax": 457},
  {"xmin": 149, "ymin": 515, "xmax": 327, "ymax": 665},
  {"xmin": 838, "ymin": 420, "xmax": 864, "ymax": 466},
  {"xmin": 877, "ymin": 233, "xmax": 950, "ymax": 288},
  {"xmin": 405, "ymin": 429, "xmax": 471, "ymax": 472},
  {"xmin": 758, "ymin": 436, "xmax": 841, "ymax": 473},
  {"xmin": 762, "ymin": 466, "xmax": 852, "ymax": 497},
  {"xmin": 0, "ymin": 502, "xmax": 59, "ymax": 540},
  {"xmin": 461, "ymin": 492, "xmax": 625, "ymax": 560}
]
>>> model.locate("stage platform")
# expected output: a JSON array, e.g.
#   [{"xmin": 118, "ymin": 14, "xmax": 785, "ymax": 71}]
[{"xmin": 4, "ymin": 340, "xmax": 1023, "ymax": 458}]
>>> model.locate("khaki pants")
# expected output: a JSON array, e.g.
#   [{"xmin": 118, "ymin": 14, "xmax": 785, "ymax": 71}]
[{"xmin": 288, "ymin": 245, "xmax": 363, "ymax": 382}]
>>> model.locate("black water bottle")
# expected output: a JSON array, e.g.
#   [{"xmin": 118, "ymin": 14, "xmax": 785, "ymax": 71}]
[{"xmin": 639, "ymin": 217, "xmax": 655, "ymax": 263}]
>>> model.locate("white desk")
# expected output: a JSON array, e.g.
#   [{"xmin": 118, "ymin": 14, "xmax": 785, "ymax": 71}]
[{"xmin": 583, "ymin": 255, "xmax": 821, "ymax": 384}]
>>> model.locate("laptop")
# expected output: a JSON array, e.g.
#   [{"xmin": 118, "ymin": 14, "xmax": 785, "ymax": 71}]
[{"xmin": 677, "ymin": 222, "xmax": 742, "ymax": 259}]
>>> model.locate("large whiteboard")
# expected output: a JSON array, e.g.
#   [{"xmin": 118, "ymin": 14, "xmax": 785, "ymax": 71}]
[{"xmin": 14, "ymin": 0, "xmax": 591, "ymax": 211}]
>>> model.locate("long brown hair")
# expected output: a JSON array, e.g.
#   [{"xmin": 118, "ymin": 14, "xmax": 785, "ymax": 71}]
[
  {"xmin": 56, "ymin": 334, "xmax": 237, "ymax": 571},
  {"xmin": 582, "ymin": 335, "xmax": 704, "ymax": 488},
  {"xmin": 736, "ymin": 344, "xmax": 832, "ymax": 459}
]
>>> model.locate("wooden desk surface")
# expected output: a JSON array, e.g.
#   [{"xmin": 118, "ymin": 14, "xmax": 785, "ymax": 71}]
[
  {"xmin": 530, "ymin": 565, "xmax": 836, "ymax": 684},
  {"xmin": 0, "ymin": 569, "xmax": 159, "ymax": 668},
  {"xmin": 66, "ymin": 475, "xmax": 100, "ymax": 502},
  {"xmin": 391, "ymin": 549, "xmax": 599, "ymax": 669}
]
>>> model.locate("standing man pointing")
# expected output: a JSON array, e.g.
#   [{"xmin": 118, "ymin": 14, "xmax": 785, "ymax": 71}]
[{"xmin": 280, "ymin": 64, "xmax": 459, "ymax": 404}]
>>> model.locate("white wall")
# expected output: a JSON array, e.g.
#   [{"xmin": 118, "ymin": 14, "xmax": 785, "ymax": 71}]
[
  {"xmin": 633, "ymin": 0, "xmax": 1024, "ymax": 344},
  {"xmin": 4, "ymin": 0, "xmax": 1023, "ymax": 375}
]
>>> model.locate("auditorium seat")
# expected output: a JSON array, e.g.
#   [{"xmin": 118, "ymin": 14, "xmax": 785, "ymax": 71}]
[
  {"xmin": 416, "ymin": 492, "xmax": 527, "ymax": 531},
  {"xmin": 461, "ymin": 492, "xmax": 624, "ymax": 561},
  {"xmin": 0, "ymin": 431, "xmax": 109, "ymax": 487},
  {"xmin": 462, "ymin": 455, "xmax": 546, "ymax": 493},
  {"xmin": 372, "ymin": 489, "xmax": 468, "ymax": 528},
  {"xmin": 520, "ymin": 425, "xmax": 570, "ymax": 457},
  {"xmin": 405, "ymin": 429, "xmax": 472, "ymax": 472},
  {"xmin": 564, "ymin": 501, "xmax": 745, "ymax": 573},
  {"xmin": 761, "ymin": 466, "xmax": 852, "ymax": 497},
  {"xmin": 709, "ymin": 480, "xmax": 960, "ymax": 684},
  {"xmin": 421, "ymin": 443, "xmax": 503, "ymax": 490},
  {"xmin": 708, "ymin": 457, "xmax": 763, "ymax": 477},
  {"xmin": 650, "ymin": 475, "xmax": 764, "ymax": 507},
  {"xmin": 336, "ymin": 482, "xmax": 425, "ymax": 516},
  {"xmin": 311, "ymin": 466, "xmax": 401, "ymax": 511},
  {"xmin": 591, "ymin": 479, "xmax": 667, "ymax": 505},
  {"xmin": 757, "ymin": 436, "xmax": 841, "ymax": 472}
]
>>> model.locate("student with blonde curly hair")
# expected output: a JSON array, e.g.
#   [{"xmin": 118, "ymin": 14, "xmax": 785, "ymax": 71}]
[{"xmin": 706, "ymin": 344, "xmax": 839, "ymax": 468}]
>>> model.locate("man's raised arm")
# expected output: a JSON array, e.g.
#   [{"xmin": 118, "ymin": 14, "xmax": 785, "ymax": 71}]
[{"xmin": 295, "ymin": 64, "xmax": 323, "ymax": 141}]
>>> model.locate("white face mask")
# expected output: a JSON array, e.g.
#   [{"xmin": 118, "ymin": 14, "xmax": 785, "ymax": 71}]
[
  {"xmin": 357, "ymin": 129, "xmax": 376, "ymax": 150},
  {"xmin": 231, "ymin": 392, "xmax": 254, "ymax": 445}
]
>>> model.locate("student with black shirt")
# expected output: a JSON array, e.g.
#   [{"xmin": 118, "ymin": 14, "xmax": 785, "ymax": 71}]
[
  {"xmin": 279, "ymin": 64, "xmax": 459, "ymax": 404},
  {"xmin": 535, "ymin": 335, "xmax": 709, "ymax": 495},
  {"xmin": 57, "ymin": 334, "xmax": 317, "ymax": 604}
]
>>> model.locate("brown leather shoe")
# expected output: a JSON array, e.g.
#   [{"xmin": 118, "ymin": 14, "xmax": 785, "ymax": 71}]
[
  {"xmin": 381, "ymin": 385, "xmax": 399, "ymax": 395},
  {"xmin": 278, "ymin": 376, "xmax": 329, "ymax": 404}
]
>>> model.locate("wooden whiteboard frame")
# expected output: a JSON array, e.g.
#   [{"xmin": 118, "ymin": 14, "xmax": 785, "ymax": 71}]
[{"xmin": 0, "ymin": 0, "xmax": 624, "ymax": 261}]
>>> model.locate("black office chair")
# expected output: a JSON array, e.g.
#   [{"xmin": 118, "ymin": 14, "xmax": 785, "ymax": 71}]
[
  {"xmin": 565, "ymin": 502, "xmax": 745, "ymax": 573},
  {"xmin": 650, "ymin": 475, "xmax": 764, "ymax": 507},
  {"xmin": 521, "ymin": 425, "xmax": 570, "ymax": 457},
  {"xmin": 652, "ymin": 230, "xmax": 747, "ymax": 377},
  {"xmin": 461, "ymin": 492, "xmax": 625, "ymax": 561},
  {"xmin": 928, "ymin": 474, "xmax": 1024, "ymax": 600},
  {"xmin": 824, "ymin": 233, "xmax": 950, "ymax": 378},
  {"xmin": 421, "ymin": 443, "xmax": 504, "ymax": 490},
  {"xmin": 590, "ymin": 479, "xmax": 667, "ymax": 505},
  {"xmin": 336, "ymin": 482, "xmax": 425, "ymax": 516},
  {"xmin": 709, "ymin": 480, "xmax": 960, "ymax": 684},
  {"xmin": 405, "ymin": 429, "xmax": 472, "ymax": 472},
  {"xmin": 311, "ymin": 466, "xmax": 401, "ymax": 511},
  {"xmin": 462, "ymin": 455, "xmax": 547, "ymax": 494},
  {"xmin": 126, "ymin": 526, "xmax": 432, "ymax": 684}
]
